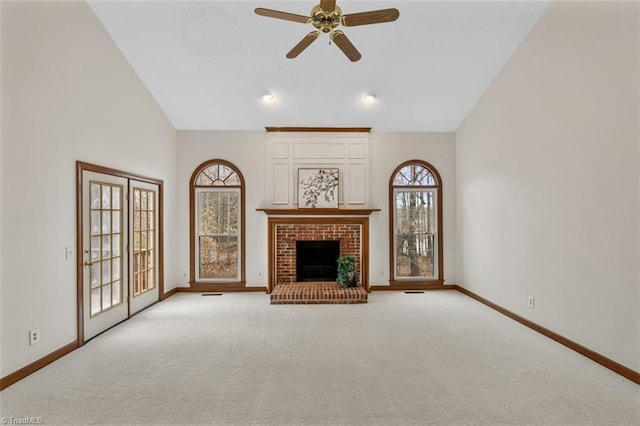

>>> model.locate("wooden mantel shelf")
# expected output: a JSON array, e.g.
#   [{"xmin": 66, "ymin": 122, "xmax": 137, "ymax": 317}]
[{"xmin": 257, "ymin": 208, "xmax": 380, "ymax": 216}]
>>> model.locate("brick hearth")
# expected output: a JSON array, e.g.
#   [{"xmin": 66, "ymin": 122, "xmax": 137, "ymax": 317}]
[{"xmin": 270, "ymin": 282, "xmax": 368, "ymax": 304}]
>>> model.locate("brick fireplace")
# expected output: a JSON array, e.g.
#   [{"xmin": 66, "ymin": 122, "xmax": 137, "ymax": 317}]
[{"xmin": 263, "ymin": 213, "xmax": 373, "ymax": 293}]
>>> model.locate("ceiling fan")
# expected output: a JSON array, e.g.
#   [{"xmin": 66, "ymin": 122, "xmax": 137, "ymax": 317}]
[{"xmin": 255, "ymin": 0, "xmax": 399, "ymax": 62}]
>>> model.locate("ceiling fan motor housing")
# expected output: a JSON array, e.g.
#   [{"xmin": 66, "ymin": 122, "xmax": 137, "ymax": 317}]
[{"xmin": 311, "ymin": 5, "xmax": 342, "ymax": 33}]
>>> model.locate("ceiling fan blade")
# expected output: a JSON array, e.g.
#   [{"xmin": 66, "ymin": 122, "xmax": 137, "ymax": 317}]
[
  {"xmin": 330, "ymin": 30, "xmax": 361, "ymax": 62},
  {"xmin": 320, "ymin": 0, "xmax": 336, "ymax": 12},
  {"xmin": 342, "ymin": 8, "xmax": 399, "ymax": 27},
  {"xmin": 286, "ymin": 31, "xmax": 320, "ymax": 59},
  {"xmin": 254, "ymin": 8, "xmax": 311, "ymax": 24}
]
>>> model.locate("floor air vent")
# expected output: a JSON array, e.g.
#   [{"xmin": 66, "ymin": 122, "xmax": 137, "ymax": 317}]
[
  {"xmin": 404, "ymin": 291, "xmax": 425, "ymax": 294},
  {"xmin": 202, "ymin": 293, "xmax": 223, "ymax": 296}
]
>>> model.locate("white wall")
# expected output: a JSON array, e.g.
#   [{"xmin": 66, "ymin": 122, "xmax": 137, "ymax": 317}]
[
  {"xmin": 176, "ymin": 130, "xmax": 456, "ymax": 288},
  {"xmin": 1, "ymin": 1, "xmax": 177, "ymax": 377},
  {"xmin": 456, "ymin": 1, "xmax": 639, "ymax": 371},
  {"xmin": 176, "ymin": 131, "xmax": 269, "ymax": 286},
  {"xmin": 369, "ymin": 132, "xmax": 457, "ymax": 284}
]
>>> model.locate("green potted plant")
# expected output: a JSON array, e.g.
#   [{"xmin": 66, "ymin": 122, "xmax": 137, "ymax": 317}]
[{"xmin": 336, "ymin": 255, "xmax": 358, "ymax": 288}]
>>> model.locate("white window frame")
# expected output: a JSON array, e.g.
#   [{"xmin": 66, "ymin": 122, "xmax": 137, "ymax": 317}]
[
  {"xmin": 392, "ymin": 188, "xmax": 439, "ymax": 281},
  {"xmin": 195, "ymin": 187, "xmax": 241, "ymax": 282}
]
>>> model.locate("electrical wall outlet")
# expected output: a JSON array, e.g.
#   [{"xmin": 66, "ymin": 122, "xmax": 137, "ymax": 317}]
[
  {"xmin": 29, "ymin": 328, "xmax": 40, "ymax": 345},
  {"xmin": 65, "ymin": 246, "xmax": 73, "ymax": 260},
  {"xmin": 527, "ymin": 296, "xmax": 535, "ymax": 309}
]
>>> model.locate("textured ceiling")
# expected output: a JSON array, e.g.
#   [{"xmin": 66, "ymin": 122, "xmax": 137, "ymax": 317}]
[{"xmin": 87, "ymin": 0, "xmax": 550, "ymax": 132}]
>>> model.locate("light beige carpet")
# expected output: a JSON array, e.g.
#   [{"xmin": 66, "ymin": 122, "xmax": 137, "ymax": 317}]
[{"xmin": 1, "ymin": 291, "xmax": 638, "ymax": 425}]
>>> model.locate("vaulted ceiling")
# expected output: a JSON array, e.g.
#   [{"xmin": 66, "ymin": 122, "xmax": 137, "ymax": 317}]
[{"xmin": 87, "ymin": 0, "xmax": 550, "ymax": 132}]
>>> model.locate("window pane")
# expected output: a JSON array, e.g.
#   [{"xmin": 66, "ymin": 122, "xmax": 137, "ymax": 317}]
[
  {"xmin": 395, "ymin": 190, "xmax": 436, "ymax": 279},
  {"xmin": 394, "ymin": 191, "xmax": 435, "ymax": 234},
  {"xmin": 393, "ymin": 165, "xmax": 436, "ymax": 186},
  {"xmin": 196, "ymin": 165, "xmax": 240, "ymax": 186},
  {"xmin": 198, "ymin": 191, "xmax": 238, "ymax": 235},
  {"xmin": 395, "ymin": 234, "xmax": 435, "ymax": 278},
  {"xmin": 199, "ymin": 236, "xmax": 238, "ymax": 279}
]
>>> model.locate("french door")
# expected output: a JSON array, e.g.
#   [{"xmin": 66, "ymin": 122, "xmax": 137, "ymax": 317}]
[
  {"xmin": 81, "ymin": 168, "xmax": 160, "ymax": 341},
  {"xmin": 82, "ymin": 172, "xmax": 129, "ymax": 340},
  {"xmin": 129, "ymin": 181, "xmax": 160, "ymax": 314}
]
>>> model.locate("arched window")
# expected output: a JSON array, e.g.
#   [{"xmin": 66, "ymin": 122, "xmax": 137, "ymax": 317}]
[
  {"xmin": 190, "ymin": 160, "xmax": 245, "ymax": 285},
  {"xmin": 389, "ymin": 160, "xmax": 443, "ymax": 285}
]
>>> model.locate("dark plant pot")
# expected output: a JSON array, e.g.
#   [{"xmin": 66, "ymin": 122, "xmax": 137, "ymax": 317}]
[{"xmin": 347, "ymin": 272, "xmax": 358, "ymax": 287}]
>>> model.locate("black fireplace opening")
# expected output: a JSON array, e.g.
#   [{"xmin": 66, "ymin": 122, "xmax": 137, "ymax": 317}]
[{"xmin": 296, "ymin": 240, "xmax": 340, "ymax": 282}]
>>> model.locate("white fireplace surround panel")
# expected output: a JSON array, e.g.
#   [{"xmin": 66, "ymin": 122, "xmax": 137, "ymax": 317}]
[{"xmin": 266, "ymin": 132, "xmax": 369, "ymax": 208}]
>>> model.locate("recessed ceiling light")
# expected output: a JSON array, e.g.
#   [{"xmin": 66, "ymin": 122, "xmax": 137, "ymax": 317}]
[
  {"xmin": 364, "ymin": 92, "xmax": 377, "ymax": 103},
  {"xmin": 260, "ymin": 91, "xmax": 274, "ymax": 103}
]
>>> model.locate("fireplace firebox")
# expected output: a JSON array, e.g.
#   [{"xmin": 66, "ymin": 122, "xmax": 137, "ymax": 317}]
[{"xmin": 296, "ymin": 240, "xmax": 340, "ymax": 282}]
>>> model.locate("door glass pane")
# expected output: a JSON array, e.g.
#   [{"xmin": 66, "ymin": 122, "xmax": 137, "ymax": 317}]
[
  {"xmin": 101, "ymin": 185, "xmax": 111, "ymax": 209},
  {"xmin": 112, "ymin": 280, "xmax": 121, "ymax": 305},
  {"xmin": 90, "ymin": 237, "xmax": 100, "ymax": 261},
  {"xmin": 101, "ymin": 260, "xmax": 111, "ymax": 284},
  {"xmin": 112, "ymin": 211, "xmax": 120, "ymax": 233},
  {"xmin": 394, "ymin": 190, "xmax": 435, "ymax": 278},
  {"xmin": 90, "ymin": 263, "xmax": 100, "ymax": 288},
  {"xmin": 112, "ymin": 187, "xmax": 121, "ymax": 210},
  {"xmin": 102, "ymin": 285, "xmax": 111, "ymax": 310},
  {"xmin": 134, "ymin": 212, "xmax": 141, "ymax": 232},
  {"xmin": 112, "ymin": 234, "xmax": 120, "ymax": 257},
  {"xmin": 101, "ymin": 235, "xmax": 111, "ymax": 258},
  {"xmin": 102, "ymin": 211, "xmax": 111, "ymax": 234},
  {"xmin": 112, "ymin": 257, "xmax": 120, "ymax": 280},
  {"xmin": 91, "ymin": 184, "xmax": 101, "ymax": 209},
  {"xmin": 132, "ymin": 187, "xmax": 157, "ymax": 296},
  {"xmin": 91, "ymin": 288, "xmax": 101, "ymax": 316},
  {"xmin": 90, "ymin": 211, "xmax": 100, "ymax": 235}
]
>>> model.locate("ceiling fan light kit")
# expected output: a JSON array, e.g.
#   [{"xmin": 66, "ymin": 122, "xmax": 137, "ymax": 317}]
[
  {"xmin": 364, "ymin": 92, "xmax": 377, "ymax": 103},
  {"xmin": 255, "ymin": 1, "xmax": 399, "ymax": 62},
  {"xmin": 260, "ymin": 91, "xmax": 274, "ymax": 102}
]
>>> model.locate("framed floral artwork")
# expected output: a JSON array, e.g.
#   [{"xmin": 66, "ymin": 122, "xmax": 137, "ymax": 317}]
[{"xmin": 297, "ymin": 168, "xmax": 339, "ymax": 208}]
